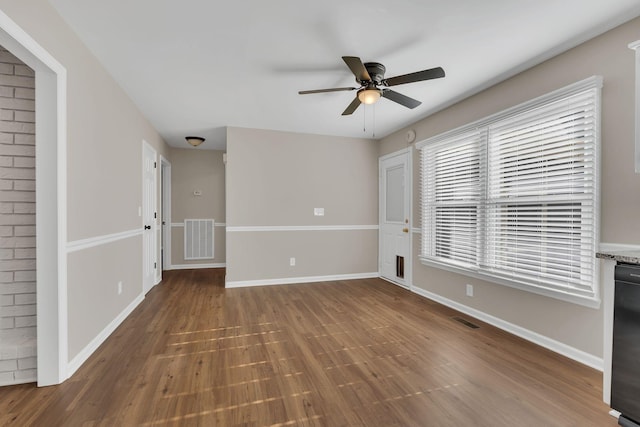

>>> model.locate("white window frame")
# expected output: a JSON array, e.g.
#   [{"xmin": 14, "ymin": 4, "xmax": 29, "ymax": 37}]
[{"xmin": 416, "ymin": 76, "xmax": 602, "ymax": 308}]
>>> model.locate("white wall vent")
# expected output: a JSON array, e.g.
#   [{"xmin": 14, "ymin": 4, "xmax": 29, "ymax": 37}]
[{"xmin": 184, "ymin": 219, "xmax": 214, "ymax": 260}]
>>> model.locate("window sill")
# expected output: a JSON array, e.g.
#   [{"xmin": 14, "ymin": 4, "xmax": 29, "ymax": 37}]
[{"xmin": 418, "ymin": 257, "xmax": 601, "ymax": 309}]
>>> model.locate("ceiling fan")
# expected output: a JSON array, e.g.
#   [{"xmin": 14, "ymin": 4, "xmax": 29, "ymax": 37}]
[{"xmin": 298, "ymin": 56, "xmax": 445, "ymax": 116}]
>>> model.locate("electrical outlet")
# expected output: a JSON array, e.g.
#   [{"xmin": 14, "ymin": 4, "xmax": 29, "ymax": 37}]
[
  {"xmin": 466, "ymin": 284, "xmax": 474, "ymax": 297},
  {"xmin": 290, "ymin": 257, "xmax": 296, "ymax": 266},
  {"xmin": 118, "ymin": 281, "xmax": 123, "ymax": 295},
  {"xmin": 314, "ymin": 208, "xmax": 325, "ymax": 216}
]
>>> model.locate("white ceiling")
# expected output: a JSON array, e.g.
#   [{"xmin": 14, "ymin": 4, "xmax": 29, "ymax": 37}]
[{"xmin": 49, "ymin": 0, "xmax": 640, "ymax": 150}]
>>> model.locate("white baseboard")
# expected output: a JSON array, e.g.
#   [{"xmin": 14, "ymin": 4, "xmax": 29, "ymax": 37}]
[
  {"xmin": 168, "ymin": 263, "xmax": 226, "ymax": 270},
  {"xmin": 66, "ymin": 293, "xmax": 144, "ymax": 377},
  {"xmin": 410, "ymin": 286, "xmax": 604, "ymax": 371},
  {"xmin": 226, "ymin": 272, "xmax": 379, "ymax": 288}
]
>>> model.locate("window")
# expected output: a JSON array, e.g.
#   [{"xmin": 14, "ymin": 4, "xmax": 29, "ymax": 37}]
[{"xmin": 417, "ymin": 77, "xmax": 601, "ymax": 307}]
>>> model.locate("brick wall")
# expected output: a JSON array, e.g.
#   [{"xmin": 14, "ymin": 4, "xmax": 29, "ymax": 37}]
[{"xmin": 0, "ymin": 46, "xmax": 37, "ymax": 386}]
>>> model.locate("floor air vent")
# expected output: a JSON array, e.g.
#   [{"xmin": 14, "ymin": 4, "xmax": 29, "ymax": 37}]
[{"xmin": 452, "ymin": 316, "xmax": 480, "ymax": 329}]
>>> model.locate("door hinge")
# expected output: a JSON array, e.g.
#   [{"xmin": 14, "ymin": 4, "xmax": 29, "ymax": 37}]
[
  {"xmin": 154, "ymin": 262, "xmax": 157, "ymax": 269},
  {"xmin": 154, "ymin": 161, "xmax": 157, "ymax": 168},
  {"xmin": 154, "ymin": 212, "xmax": 157, "ymax": 219}
]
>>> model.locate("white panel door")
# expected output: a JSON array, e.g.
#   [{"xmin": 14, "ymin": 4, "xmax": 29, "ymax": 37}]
[
  {"xmin": 379, "ymin": 150, "xmax": 411, "ymax": 288},
  {"xmin": 142, "ymin": 141, "xmax": 157, "ymax": 294}
]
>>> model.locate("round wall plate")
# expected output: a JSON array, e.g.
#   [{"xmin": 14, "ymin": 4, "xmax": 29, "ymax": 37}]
[{"xmin": 406, "ymin": 129, "xmax": 416, "ymax": 143}]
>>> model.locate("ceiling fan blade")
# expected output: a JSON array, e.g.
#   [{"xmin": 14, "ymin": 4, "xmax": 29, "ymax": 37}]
[
  {"xmin": 298, "ymin": 87, "xmax": 357, "ymax": 95},
  {"xmin": 342, "ymin": 96, "xmax": 362, "ymax": 116},
  {"xmin": 384, "ymin": 67, "xmax": 445, "ymax": 87},
  {"xmin": 342, "ymin": 56, "xmax": 371, "ymax": 82},
  {"xmin": 382, "ymin": 90, "xmax": 422, "ymax": 109}
]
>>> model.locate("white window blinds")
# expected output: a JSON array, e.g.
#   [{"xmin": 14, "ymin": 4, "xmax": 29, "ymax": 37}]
[
  {"xmin": 417, "ymin": 77, "xmax": 601, "ymax": 307},
  {"xmin": 421, "ymin": 130, "xmax": 485, "ymax": 268}
]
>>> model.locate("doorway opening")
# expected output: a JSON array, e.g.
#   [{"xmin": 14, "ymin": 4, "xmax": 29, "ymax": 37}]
[
  {"xmin": 0, "ymin": 45, "xmax": 37, "ymax": 386},
  {"xmin": 0, "ymin": 11, "xmax": 67, "ymax": 386}
]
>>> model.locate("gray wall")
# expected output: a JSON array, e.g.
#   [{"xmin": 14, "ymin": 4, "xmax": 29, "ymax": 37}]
[
  {"xmin": 226, "ymin": 127, "xmax": 378, "ymax": 284},
  {"xmin": 1, "ymin": 0, "xmax": 632, "ymax": 382},
  {"xmin": 169, "ymin": 147, "xmax": 226, "ymax": 267},
  {"xmin": 0, "ymin": 0, "xmax": 170, "ymax": 366},
  {"xmin": 380, "ymin": 16, "xmax": 640, "ymax": 359}
]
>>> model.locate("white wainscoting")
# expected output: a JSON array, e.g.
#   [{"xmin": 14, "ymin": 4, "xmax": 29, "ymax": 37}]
[
  {"xmin": 66, "ymin": 293, "xmax": 144, "ymax": 377},
  {"xmin": 224, "ymin": 225, "xmax": 378, "ymax": 288},
  {"xmin": 65, "ymin": 228, "xmax": 144, "ymax": 379}
]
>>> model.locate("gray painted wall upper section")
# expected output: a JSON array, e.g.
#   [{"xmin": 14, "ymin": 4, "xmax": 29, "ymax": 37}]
[
  {"xmin": 380, "ymin": 15, "xmax": 640, "ymax": 358},
  {"xmin": 227, "ymin": 127, "xmax": 378, "ymax": 227}
]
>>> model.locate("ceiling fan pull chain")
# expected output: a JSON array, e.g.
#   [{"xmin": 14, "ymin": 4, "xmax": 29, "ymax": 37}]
[
  {"xmin": 372, "ymin": 105, "xmax": 376, "ymax": 138},
  {"xmin": 363, "ymin": 104, "xmax": 366, "ymax": 133}
]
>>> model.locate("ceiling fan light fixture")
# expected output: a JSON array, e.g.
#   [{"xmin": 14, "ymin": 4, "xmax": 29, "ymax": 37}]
[
  {"xmin": 185, "ymin": 136, "xmax": 205, "ymax": 147},
  {"xmin": 358, "ymin": 88, "xmax": 381, "ymax": 105}
]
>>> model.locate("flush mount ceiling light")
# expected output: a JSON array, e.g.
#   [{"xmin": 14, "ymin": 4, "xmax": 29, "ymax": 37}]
[
  {"xmin": 185, "ymin": 136, "xmax": 205, "ymax": 147},
  {"xmin": 357, "ymin": 87, "xmax": 381, "ymax": 105}
]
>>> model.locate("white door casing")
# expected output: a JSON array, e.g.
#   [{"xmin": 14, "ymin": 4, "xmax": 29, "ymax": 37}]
[
  {"xmin": 379, "ymin": 149, "xmax": 411, "ymax": 288},
  {"xmin": 142, "ymin": 141, "xmax": 157, "ymax": 294},
  {"xmin": 160, "ymin": 157, "xmax": 171, "ymax": 273},
  {"xmin": 0, "ymin": 10, "xmax": 68, "ymax": 385}
]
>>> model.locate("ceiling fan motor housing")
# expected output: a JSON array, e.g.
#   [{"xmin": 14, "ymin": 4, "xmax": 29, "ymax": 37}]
[{"xmin": 363, "ymin": 62, "xmax": 386, "ymax": 84}]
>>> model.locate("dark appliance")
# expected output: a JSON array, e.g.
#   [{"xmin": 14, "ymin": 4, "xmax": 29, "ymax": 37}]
[{"xmin": 611, "ymin": 263, "xmax": 640, "ymax": 427}]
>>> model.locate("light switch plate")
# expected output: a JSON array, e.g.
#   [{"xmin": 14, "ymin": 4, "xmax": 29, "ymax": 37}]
[{"xmin": 314, "ymin": 208, "xmax": 325, "ymax": 216}]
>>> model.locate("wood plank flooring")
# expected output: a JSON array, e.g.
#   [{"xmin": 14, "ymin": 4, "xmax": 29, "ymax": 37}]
[{"xmin": 0, "ymin": 269, "xmax": 616, "ymax": 426}]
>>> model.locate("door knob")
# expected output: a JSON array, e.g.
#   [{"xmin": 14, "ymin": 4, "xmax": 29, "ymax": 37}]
[
  {"xmin": 144, "ymin": 225, "xmax": 151, "ymax": 230},
  {"xmin": 403, "ymin": 228, "xmax": 409, "ymax": 233}
]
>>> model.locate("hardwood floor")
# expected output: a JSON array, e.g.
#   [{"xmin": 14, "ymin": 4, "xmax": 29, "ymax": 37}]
[{"xmin": 0, "ymin": 269, "xmax": 616, "ymax": 426}]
